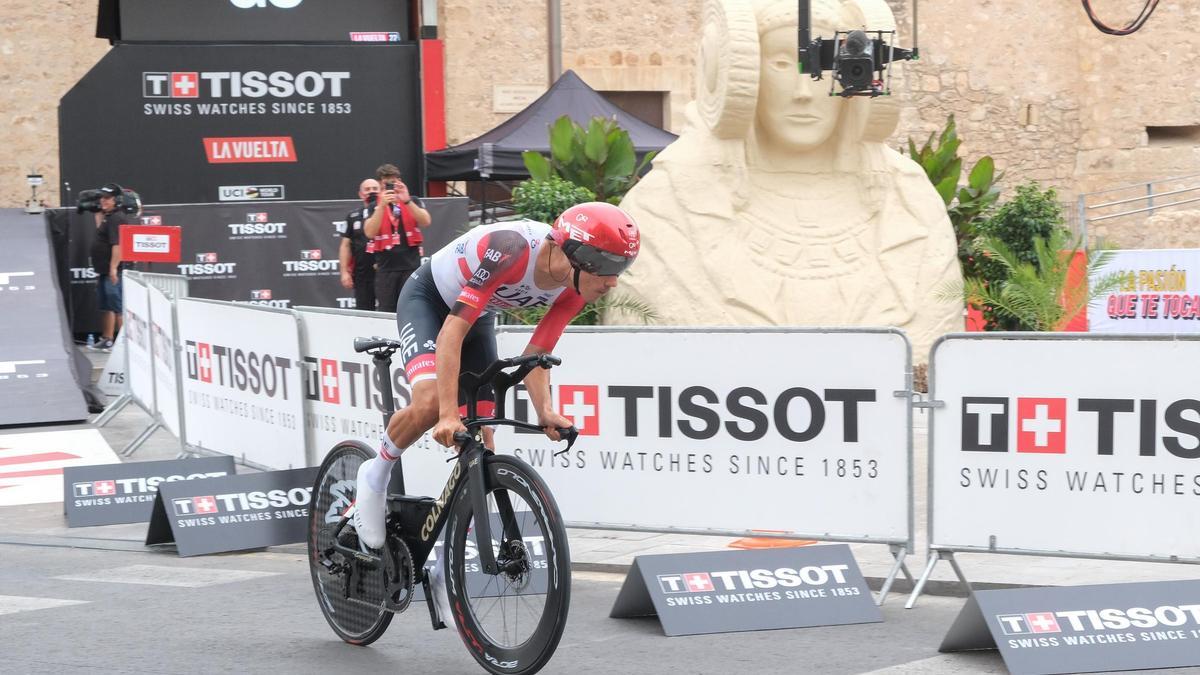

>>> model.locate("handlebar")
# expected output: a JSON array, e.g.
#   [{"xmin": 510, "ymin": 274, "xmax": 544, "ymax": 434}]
[{"xmin": 454, "ymin": 425, "xmax": 578, "ymax": 453}]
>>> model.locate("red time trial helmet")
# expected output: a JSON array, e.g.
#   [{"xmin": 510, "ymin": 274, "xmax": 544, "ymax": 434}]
[{"xmin": 549, "ymin": 202, "xmax": 640, "ymax": 276}]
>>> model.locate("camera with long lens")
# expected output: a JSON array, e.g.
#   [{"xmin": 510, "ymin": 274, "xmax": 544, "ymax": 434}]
[
  {"xmin": 797, "ymin": 0, "xmax": 918, "ymax": 98},
  {"xmin": 76, "ymin": 185, "xmax": 141, "ymax": 214},
  {"xmin": 835, "ymin": 30, "xmax": 876, "ymax": 95}
]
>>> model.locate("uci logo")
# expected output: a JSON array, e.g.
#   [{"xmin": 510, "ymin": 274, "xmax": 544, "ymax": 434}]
[{"xmin": 230, "ymin": 0, "xmax": 303, "ymax": 8}]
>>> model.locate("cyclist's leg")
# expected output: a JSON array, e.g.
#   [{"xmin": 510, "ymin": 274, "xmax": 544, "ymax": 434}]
[
  {"xmin": 354, "ymin": 266, "xmax": 443, "ymax": 547},
  {"xmin": 458, "ymin": 313, "xmax": 499, "ymax": 448}
]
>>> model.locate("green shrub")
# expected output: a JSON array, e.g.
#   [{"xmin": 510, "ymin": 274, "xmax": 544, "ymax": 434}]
[
  {"xmin": 522, "ymin": 115, "xmax": 655, "ymax": 203},
  {"xmin": 511, "ymin": 176, "xmax": 594, "ymax": 223}
]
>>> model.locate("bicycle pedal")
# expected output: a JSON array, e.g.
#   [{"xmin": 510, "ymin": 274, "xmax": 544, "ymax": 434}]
[{"xmin": 421, "ymin": 573, "xmax": 446, "ymax": 630}]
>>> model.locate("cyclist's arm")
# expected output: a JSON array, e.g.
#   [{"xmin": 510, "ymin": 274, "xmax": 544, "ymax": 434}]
[
  {"xmin": 434, "ymin": 315, "xmax": 472, "ymax": 424},
  {"xmin": 523, "ymin": 290, "xmax": 586, "ymax": 438}
]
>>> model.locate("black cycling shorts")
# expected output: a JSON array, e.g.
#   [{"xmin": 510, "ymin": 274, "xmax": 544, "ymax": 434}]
[{"xmin": 396, "ymin": 262, "xmax": 497, "ymax": 412}]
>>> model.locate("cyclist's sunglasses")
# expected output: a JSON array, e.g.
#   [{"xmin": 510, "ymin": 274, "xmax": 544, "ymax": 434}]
[{"xmin": 567, "ymin": 242, "xmax": 635, "ymax": 277}]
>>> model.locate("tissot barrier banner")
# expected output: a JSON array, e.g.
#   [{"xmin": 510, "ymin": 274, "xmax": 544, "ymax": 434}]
[
  {"xmin": 930, "ymin": 335, "xmax": 1200, "ymax": 560},
  {"xmin": 117, "ymin": 0, "xmax": 411, "ymax": 43},
  {"xmin": 59, "ymin": 43, "xmax": 420, "ymax": 205},
  {"xmin": 494, "ymin": 328, "xmax": 912, "ymax": 542},
  {"xmin": 176, "ymin": 299, "xmax": 306, "ymax": 468},
  {"xmin": 148, "ymin": 283, "xmax": 182, "ymax": 437},
  {"xmin": 122, "ymin": 274, "xmax": 156, "ymax": 412},
  {"xmin": 1088, "ymin": 249, "xmax": 1200, "ymax": 333},
  {"xmin": 295, "ymin": 307, "xmax": 446, "ymax": 490}
]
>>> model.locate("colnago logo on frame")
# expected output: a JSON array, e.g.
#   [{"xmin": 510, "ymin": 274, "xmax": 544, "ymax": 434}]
[{"xmin": 961, "ymin": 395, "xmax": 1200, "ymax": 458}]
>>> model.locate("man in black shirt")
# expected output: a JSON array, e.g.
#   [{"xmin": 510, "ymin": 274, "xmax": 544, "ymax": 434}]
[
  {"xmin": 363, "ymin": 163, "xmax": 431, "ymax": 313},
  {"xmin": 338, "ymin": 177, "xmax": 379, "ymax": 311},
  {"xmin": 89, "ymin": 183, "xmax": 132, "ymax": 351}
]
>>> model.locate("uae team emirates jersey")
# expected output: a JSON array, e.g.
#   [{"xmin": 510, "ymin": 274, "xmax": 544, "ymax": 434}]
[{"xmin": 429, "ymin": 220, "xmax": 585, "ymax": 351}]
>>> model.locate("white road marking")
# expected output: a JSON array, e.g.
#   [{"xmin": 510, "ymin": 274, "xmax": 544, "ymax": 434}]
[
  {"xmin": 0, "ymin": 595, "xmax": 89, "ymax": 616},
  {"xmin": 54, "ymin": 564, "xmax": 281, "ymax": 588}
]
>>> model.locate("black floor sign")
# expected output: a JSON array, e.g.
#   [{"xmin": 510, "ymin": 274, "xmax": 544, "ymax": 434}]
[
  {"xmin": 64, "ymin": 456, "xmax": 235, "ymax": 527},
  {"xmin": 941, "ymin": 580, "xmax": 1200, "ymax": 674},
  {"xmin": 146, "ymin": 467, "xmax": 318, "ymax": 556},
  {"xmin": 610, "ymin": 544, "xmax": 881, "ymax": 636}
]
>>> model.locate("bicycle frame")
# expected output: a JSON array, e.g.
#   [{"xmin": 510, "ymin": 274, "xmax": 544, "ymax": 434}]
[{"xmin": 327, "ymin": 347, "xmax": 573, "ymax": 579}]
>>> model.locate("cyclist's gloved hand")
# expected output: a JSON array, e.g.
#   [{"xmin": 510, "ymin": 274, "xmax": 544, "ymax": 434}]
[
  {"xmin": 538, "ymin": 411, "xmax": 573, "ymax": 441},
  {"xmin": 433, "ymin": 414, "xmax": 467, "ymax": 447}
]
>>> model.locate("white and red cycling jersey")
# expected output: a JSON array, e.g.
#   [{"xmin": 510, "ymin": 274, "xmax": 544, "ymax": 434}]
[{"xmin": 403, "ymin": 220, "xmax": 584, "ymax": 386}]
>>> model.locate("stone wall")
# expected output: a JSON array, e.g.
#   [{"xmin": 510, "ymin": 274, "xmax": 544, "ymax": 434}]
[
  {"xmin": 1, "ymin": 1, "xmax": 109, "ymax": 208},
  {"xmin": 6, "ymin": 0, "xmax": 1200, "ymax": 248}
]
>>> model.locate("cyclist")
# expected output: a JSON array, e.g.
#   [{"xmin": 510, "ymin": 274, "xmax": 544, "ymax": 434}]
[{"xmin": 352, "ymin": 202, "xmax": 639, "ymax": 608}]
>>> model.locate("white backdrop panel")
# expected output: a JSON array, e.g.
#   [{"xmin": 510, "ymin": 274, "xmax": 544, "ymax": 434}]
[
  {"xmin": 176, "ymin": 299, "xmax": 305, "ymax": 468},
  {"xmin": 122, "ymin": 274, "xmax": 155, "ymax": 411},
  {"xmin": 148, "ymin": 284, "xmax": 180, "ymax": 437},
  {"xmin": 932, "ymin": 336, "xmax": 1200, "ymax": 560},
  {"xmin": 494, "ymin": 328, "xmax": 911, "ymax": 542},
  {"xmin": 296, "ymin": 308, "xmax": 448, "ymax": 496}
]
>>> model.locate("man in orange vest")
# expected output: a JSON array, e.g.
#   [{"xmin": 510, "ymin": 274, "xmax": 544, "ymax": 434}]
[{"xmin": 363, "ymin": 163, "xmax": 431, "ymax": 312}]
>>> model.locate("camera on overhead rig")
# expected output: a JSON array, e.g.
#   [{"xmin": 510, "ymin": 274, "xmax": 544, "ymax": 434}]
[{"xmin": 797, "ymin": 0, "xmax": 919, "ymax": 97}]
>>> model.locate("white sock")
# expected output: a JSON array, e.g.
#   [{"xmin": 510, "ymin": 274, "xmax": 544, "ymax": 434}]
[{"xmin": 364, "ymin": 436, "xmax": 403, "ymax": 493}]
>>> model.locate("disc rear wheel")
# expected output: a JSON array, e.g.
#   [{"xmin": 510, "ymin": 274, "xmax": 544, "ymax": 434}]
[{"xmin": 307, "ymin": 441, "xmax": 393, "ymax": 645}]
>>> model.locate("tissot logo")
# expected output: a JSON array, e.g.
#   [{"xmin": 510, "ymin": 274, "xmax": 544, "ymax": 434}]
[
  {"xmin": 197, "ymin": 253, "xmax": 218, "ymax": 263},
  {"xmin": 512, "ymin": 384, "xmax": 878, "ymax": 442},
  {"xmin": 248, "ymin": 212, "xmax": 269, "ymax": 223},
  {"xmin": 227, "ymin": 221, "xmax": 286, "ymax": 236},
  {"xmin": 558, "ymin": 385, "xmax": 600, "ymax": 436},
  {"xmin": 185, "ymin": 340, "xmax": 295, "ymax": 399},
  {"xmin": 657, "ymin": 565, "xmax": 850, "ymax": 593},
  {"xmin": 961, "ymin": 395, "xmax": 1200, "ymax": 458},
  {"xmin": 282, "ymin": 259, "xmax": 338, "ymax": 273},
  {"xmin": 73, "ymin": 472, "xmax": 228, "ymax": 498},
  {"xmin": 141, "ymin": 215, "xmax": 163, "ymax": 225},
  {"xmin": 143, "ymin": 71, "xmax": 348, "ymax": 99},
  {"xmin": 70, "ymin": 267, "xmax": 98, "ymax": 281},
  {"xmin": 300, "ymin": 249, "xmax": 322, "ymax": 260},
  {"xmin": 250, "ymin": 289, "xmax": 272, "ymax": 300},
  {"xmin": 171, "ymin": 487, "xmax": 311, "ymax": 516},
  {"xmin": 320, "ymin": 358, "xmax": 339, "ymax": 404},
  {"xmin": 996, "ymin": 604, "xmax": 1200, "ymax": 634},
  {"xmin": 132, "ymin": 234, "xmax": 171, "ymax": 252}
]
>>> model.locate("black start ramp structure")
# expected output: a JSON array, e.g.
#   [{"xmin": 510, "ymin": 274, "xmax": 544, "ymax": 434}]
[{"xmin": 0, "ymin": 209, "xmax": 89, "ymax": 426}]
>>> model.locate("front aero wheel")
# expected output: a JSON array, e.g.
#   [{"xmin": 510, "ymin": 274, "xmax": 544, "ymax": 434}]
[
  {"xmin": 307, "ymin": 441, "xmax": 392, "ymax": 645},
  {"xmin": 443, "ymin": 455, "xmax": 571, "ymax": 675}
]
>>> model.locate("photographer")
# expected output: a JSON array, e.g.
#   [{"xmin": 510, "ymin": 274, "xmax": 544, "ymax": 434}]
[
  {"xmin": 338, "ymin": 178, "xmax": 380, "ymax": 311},
  {"xmin": 363, "ymin": 163, "xmax": 431, "ymax": 313},
  {"xmin": 88, "ymin": 183, "xmax": 134, "ymax": 351}
]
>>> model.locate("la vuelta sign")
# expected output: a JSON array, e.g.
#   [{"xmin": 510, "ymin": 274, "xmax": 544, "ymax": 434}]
[{"xmin": 204, "ymin": 136, "xmax": 297, "ymax": 163}]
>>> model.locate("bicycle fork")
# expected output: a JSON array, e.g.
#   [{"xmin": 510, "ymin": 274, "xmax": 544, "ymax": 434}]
[{"xmin": 464, "ymin": 447, "xmax": 524, "ymax": 577}]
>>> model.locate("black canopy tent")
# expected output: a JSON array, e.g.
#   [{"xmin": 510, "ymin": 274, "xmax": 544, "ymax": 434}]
[{"xmin": 425, "ymin": 70, "xmax": 677, "ymax": 183}]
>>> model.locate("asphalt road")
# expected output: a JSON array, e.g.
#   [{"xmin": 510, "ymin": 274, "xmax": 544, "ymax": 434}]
[{"xmin": 0, "ymin": 539, "xmax": 1017, "ymax": 675}]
